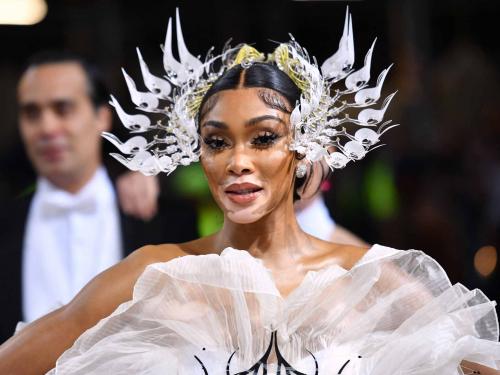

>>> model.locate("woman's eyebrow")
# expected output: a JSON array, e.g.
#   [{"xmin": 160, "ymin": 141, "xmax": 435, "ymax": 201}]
[
  {"xmin": 202, "ymin": 120, "xmax": 228, "ymax": 129},
  {"xmin": 245, "ymin": 115, "xmax": 286, "ymax": 127}
]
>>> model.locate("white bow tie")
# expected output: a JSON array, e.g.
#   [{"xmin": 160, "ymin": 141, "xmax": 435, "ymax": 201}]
[{"xmin": 41, "ymin": 191, "xmax": 97, "ymax": 216}]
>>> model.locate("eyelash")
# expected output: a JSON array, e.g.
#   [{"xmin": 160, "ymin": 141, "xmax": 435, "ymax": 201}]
[
  {"xmin": 203, "ymin": 136, "xmax": 227, "ymax": 150},
  {"xmin": 252, "ymin": 131, "xmax": 279, "ymax": 148},
  {"xmin": 202, "ymin": 132, "xmax": 280, "ymax": 151}
]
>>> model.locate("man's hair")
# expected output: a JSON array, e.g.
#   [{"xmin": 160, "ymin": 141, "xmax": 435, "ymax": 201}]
[{"xmin": 22, "ymin": 50, "xmax": 109, "ymax": 109}]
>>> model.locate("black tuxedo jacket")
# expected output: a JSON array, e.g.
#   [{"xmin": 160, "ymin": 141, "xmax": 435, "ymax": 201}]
[{"xmin": 0, "ymin": 190, "xmax": 198, "ymax": 344}]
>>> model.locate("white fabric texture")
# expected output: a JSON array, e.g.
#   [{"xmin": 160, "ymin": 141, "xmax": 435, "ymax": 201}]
[
  {"xmin": 49, "ymin": 245, "xmax": 500, "ymax": 374},
  {"xmin": 296, "ymin": 195, "xmax": 336, "ymax": 241},
  {"xmin": 23, "ymin": 167, "xmax": 122, "ymax": 322}
]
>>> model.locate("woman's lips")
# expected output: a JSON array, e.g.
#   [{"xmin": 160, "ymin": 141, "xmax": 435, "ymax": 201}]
[{"xmin": 224, "ymin": 183, "xmax": 263, "ymax": 204}]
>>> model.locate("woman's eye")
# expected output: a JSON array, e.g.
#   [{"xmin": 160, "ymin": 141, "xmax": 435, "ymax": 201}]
[
  {"xmin": 203, "ymin": 136, "xmax": 228, "ymax": 150},
  {"xmin": 252, "ymin": 132, "xmax": 279, "ymax": 147}
]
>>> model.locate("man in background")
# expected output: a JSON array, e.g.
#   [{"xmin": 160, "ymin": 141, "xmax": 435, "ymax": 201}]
[{"xmin": 0, "ymin": 51, "xmax": 197, "ymax": 343}]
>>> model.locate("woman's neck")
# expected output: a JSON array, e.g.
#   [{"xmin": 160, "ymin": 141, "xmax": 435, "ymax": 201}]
[{"xmin": 213, "ymin": 196, "xmax": 313, "ymax": 268}]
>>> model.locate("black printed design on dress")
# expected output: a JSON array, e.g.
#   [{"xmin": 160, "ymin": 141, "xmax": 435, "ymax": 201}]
[{"xmin": 194, "ymin": 330, "xmax": 363, "ymax": 374}]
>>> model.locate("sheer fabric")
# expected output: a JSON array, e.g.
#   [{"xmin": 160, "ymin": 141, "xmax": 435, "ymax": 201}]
[{"xmin": 48, "ymin": 245, "xmax": 500, "ymax": 374}]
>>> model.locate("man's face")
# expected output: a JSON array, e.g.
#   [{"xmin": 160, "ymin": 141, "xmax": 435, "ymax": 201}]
[{"xmin": 17, "ymin": 62, "xmax": 109, "ymax": 185}]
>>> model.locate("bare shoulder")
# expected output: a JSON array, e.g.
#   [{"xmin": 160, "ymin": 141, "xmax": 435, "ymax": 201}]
[
  {"xmin": 309, "ymin": 235, "xmax": 371, "ymax": 271},
  {"xmin": 127, "ymin": 243, "xmax": 190, "ymax": 267},
  {"xmin": 330, "ymin": 225, "xmax": 369, "ymax": 247},
  {"xmin": 333, "ymin": 243, "xmax": 371, "ymax": 270},
  {"xmin": 129, "ymin": 235, "xmax": 219, "ymax": 263},
  {"xmin": 123, "ymin": 237, "xmax": 219, "ymax": 272}
]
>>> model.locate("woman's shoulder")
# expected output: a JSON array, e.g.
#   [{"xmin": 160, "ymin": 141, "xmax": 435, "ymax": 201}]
[
  {"xmin": 125, "ymin": 236, "xmax": 220, "ymax": 269},
  {"xmin": 307, "ymin": 235, "xmax": 372, "ymax": 271},
  {"xmin": 331, "ymin": 243, "xmax": 372, "ymax": 270}
]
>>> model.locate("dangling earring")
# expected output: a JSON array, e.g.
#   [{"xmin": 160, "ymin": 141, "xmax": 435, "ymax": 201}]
[{"xmin": 296, "ymin": 163, "xmax": 307, "ymax": 178}]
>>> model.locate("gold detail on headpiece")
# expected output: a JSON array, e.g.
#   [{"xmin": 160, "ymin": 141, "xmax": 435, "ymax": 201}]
[
  {"xmin": 232, "ymin": 44, "xmax": 265, "ymax": 67},
  {"xmin": 187, "ymin": 45, "xmax": 265, "ymax": 117},
  {"xmin": 273, "ymin": 44, "xmax": 308, "ymax": 92},
  {"xmin": 186, "ymin": 82, "xmax": 214, "ymax": 117}
]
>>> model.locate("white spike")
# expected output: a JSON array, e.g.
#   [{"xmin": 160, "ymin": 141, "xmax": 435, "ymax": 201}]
[
  {"xmin": 357, "ymin": 92, "xmax": 397, "ymax": 125},
  {"xmin": 101, "ymin": 132, "xmax": 124, "ymax": 151},
  {"xmin": 109, "ymin": 95, "xmax": 151, "ymax": 132},
  {"xmin": 101, "ymin": 132, "xmax": 148, "ymax": 154},
  {"xmin": 348, "ymin": 13, "xmax": 355, "ymax": 65},
  {"xmin": 163, "ymin": 17, "xmax": 186, "ymax": 83},
  {"xmin": 353, "ymin": 64, "xmax": 392, "ymax": 105},
  {"xmin": 345, "ymin": 38, "xmax": 376, "ymax": 91},
  {"xmin": 377, "ymin": 63, "xmax": 393, "ymax": 86},
  {"xmin": 354, "ymin": 128, "xmax": 379, "ymax": 146},
  {"xmin": 109, "ymin": 151, "xmax": 157, "ymax": 174},
  {"xmin": 121, "ymin": 68, "xmax": 159, "ymax": 111},
  {"xmin": 378, "ymin": 121, "xmax": 400, "ymax": 136},
  {"xmin": 109, "ymin": 153, "xmax": 139, "ymax": 171},
  {"xmin": 175, "ymin": 8, "xmax": 202, "ymax": 71},
  {"xmin": 320, "ymin": 7, "xmax": 354, "ymax": 80},
  {"xmin": 136, "ymin": 48, "xmax": 172, "ymax": 99}
]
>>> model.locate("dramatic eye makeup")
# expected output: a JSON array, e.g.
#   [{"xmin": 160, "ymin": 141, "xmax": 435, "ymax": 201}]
[
  {"xmin": 201, "ymin": 115, "xmax": 286, "ymax": 151},
  {"xmin": 251, "ymin": 130, "xmax": 281, "ymax": 148},
  {"xmin": 202, "ymin": 127, "xmax": 283, "ymax": 151},
  {"xmin": 202, "ymin": 134, "xmax": 229, "ymax": 150}
]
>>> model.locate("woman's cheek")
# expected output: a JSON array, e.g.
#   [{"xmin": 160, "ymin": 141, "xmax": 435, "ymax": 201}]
[
  {"xmin": 260, "ymin": 149, "xmax": 294, "ymax": 179},
  {"xmin": 200, "ymin": 154, "xmax": 222, "ymax": 192}
]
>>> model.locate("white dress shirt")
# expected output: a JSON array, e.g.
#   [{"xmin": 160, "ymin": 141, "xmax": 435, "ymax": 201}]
[
  {"xmin": 296, "ymin": 195, "xmax": 336, "ymax": 241},
  {"xmin": 22, "ymin": 167, "xmax": 122, "ymax": 322}
]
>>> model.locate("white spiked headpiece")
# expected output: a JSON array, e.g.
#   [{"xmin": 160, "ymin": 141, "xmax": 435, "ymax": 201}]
[{"xmin": 103, "ymin": 8, "xmax": 398, "ymax": 175}]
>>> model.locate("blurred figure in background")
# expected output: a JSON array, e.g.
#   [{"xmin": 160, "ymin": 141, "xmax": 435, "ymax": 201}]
[
  {"xmin": 0, "ymin": 51, "xmax": 197, "ymax": 343},
  {"xmin": 295, "ymin": 161, "xmax": 367, "ymax": 247},
  {"xmin": 296, "ymin": 192, "xmax": 367, "ymax": 246}
]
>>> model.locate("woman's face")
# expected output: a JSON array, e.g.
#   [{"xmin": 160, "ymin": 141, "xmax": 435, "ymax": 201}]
[{"xmin": 200, "ymin": 87, "xmax": 297, "ymax": 224}]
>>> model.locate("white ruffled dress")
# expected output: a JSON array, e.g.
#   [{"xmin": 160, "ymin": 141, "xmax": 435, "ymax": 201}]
[{"xmin": 48, "ymin": 245, "xmax": 500, "ymax": 374}]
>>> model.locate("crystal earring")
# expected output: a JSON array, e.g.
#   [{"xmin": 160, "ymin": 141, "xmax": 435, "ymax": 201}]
[{"xmin": 296, "ymin": 163, "xmax": 307, "ymax": 178}]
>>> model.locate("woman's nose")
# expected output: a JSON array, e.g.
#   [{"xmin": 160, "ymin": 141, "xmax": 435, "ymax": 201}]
[{"xmin": 227, "ymin": 145, "xmax": 254, "ymax": 176}]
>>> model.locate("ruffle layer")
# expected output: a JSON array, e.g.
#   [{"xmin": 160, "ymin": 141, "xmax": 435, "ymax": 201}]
[{"xmin": 49, "ymin": 245, "xmax": 500, "ymax": 374}]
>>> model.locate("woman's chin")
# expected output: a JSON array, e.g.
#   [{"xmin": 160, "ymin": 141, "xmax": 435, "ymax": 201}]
[
  {"xmin": 226, "ymin": 211, "xmax": 263, "ymax": 224},
  {"xmin": 224, "ymin": 203, "xmax": 271, "ymax": 224}
]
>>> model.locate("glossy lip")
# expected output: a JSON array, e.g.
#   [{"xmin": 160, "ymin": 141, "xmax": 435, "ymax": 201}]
[{"xmin": 224, "ymin": 182, "xmax": 263, "ymax": 205}]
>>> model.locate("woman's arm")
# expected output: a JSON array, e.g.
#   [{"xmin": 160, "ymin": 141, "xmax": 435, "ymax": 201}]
[
  {"xmin": 461, "ymin": 360, "xmax": 500, "ymax": 375},
  {"xmin": 0, "ymin": 244, "xmax": 183, "ymax": 374}
]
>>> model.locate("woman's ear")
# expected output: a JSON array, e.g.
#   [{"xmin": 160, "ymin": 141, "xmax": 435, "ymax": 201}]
[
  {"xmin": 298, "ymin": 160, "xmax": 330, "ymax": 201},
  {"xmin": 294, "ymin": 151, "xmax": 306, "ymax": 161}
]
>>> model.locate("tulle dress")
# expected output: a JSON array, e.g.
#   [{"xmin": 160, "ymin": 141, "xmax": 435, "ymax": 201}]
[{"xmin": 48, "ymin": 245, "xmax": 500, "ymax": 374}]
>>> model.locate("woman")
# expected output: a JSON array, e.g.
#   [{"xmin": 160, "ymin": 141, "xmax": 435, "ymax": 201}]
[{"xmin": 1, "ymin": 10, "xmax": 499, "ymax": 374}]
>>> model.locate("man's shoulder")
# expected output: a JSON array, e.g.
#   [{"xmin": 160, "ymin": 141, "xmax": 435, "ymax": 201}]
[
  {"xmin": 118, "ymin": 198, "xmax": 198, "ymax": 255},
  {"xmin": 0, "ymin": 193, "xmax": 33, "ymax": 237},
  {"xmin": 0, "ymin": 191, "xmax": 33, "ymax": 211}
]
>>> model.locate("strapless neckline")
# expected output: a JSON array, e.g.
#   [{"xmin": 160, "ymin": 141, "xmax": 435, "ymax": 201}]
[
  {"xmin": 203, "ymin": 244, "xmax": 400, "ymax": 300},
  {"xmin": 49, "ymin": 244, "xmax": 500, "ymax": 374}
]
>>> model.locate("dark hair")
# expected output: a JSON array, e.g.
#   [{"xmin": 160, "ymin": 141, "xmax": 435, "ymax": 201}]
[
  {"xmin": 198, "ymin": 62, "xmax": 324, "ymax": 201},
  {"xmin": 21, "ymin": 50, "xmax": 109, "ymax": 110}
]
